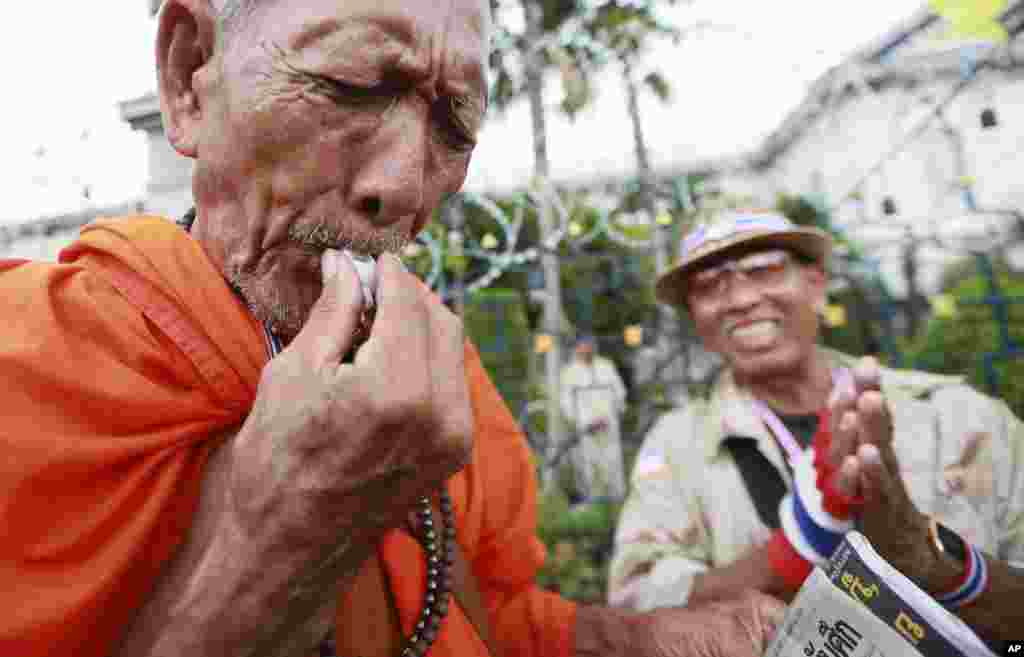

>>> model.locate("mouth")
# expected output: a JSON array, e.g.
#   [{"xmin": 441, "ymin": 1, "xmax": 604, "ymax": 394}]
[
  {"xmin": 288, "ymin": 239, "xmax": 381, "ymax": 261},
  {"xmin": 726, "ymin": 319, "xmax": 781, "ymax": 346},
  {"xmin": 339, "ymin": 249, "xmax": 378, "ymax": 308},
  {"xmin": 287, "ymin": 223, "xmax": 410, "ymax": 261}
]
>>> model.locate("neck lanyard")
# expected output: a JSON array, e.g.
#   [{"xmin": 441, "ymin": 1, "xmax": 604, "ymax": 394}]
[{"xmin": 751, "ymin": 367, "xmax": 852, "ymax": 463}]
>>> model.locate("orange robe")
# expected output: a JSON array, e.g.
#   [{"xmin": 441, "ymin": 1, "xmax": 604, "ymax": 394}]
[{"xmin": 0, "ymin": 215, "xmax": 575, "ymax": 657}]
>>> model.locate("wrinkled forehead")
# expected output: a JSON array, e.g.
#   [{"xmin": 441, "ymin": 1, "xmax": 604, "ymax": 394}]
[{"xmin": 232, "ymin": 0, "xmax": 490, "ymax": 61}]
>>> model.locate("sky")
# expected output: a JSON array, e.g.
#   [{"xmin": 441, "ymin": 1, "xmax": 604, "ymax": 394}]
[{"xmin": 0, "ymin": 0, "xmax": 926, "ymax": 225}]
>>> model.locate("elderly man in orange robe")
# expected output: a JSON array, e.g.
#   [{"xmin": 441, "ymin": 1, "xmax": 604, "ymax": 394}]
[{"xmin": 0, "ymin": 1, "xmax": 784, "ymax": 656}]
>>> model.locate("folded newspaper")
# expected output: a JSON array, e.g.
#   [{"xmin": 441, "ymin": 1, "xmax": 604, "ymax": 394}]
[{"xmin": 764, "ymin": 531, "xmax": 996, "ymax": 657}]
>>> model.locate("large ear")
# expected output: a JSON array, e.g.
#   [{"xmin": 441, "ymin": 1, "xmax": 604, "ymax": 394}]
[
  {"xmin": 803, "ymin": 261, "xmax": 830, "ymax": 313},
  {"xmin": 155, "ymin": 0, "xmax": 219, "ymax": 158}
]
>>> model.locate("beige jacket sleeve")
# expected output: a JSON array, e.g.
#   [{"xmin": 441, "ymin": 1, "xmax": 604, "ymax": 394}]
[
  {"xmin": 607, "ymin": 410, "xmax": 712, "ymax": 610},
  {"xmin": 921, "ymin": 378, "xmax": 1024, "ymax": 564},
  {"xmin": 992, "ymin": 398, "xmax": 1024, "ymax": 566}
]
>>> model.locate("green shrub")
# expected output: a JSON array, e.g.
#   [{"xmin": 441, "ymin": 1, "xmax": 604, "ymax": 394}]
[
  {"xmin": 463, "ymin": 288, "xmax": 532, "ymax": 415},
  {"xmin": 903, "ymin": 266, "xmax": 1024, "ymax": 419},
  {"xmin": 535, "ymin": 488, "xmax": 621, "ymax": 604},
  {"xmin": 821, "ymin": 283, "xmax": 885, "ymax": 358}
]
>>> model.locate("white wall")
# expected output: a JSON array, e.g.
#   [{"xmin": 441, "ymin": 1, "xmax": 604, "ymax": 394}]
[
  {"xmin": 142, "ymin": 125, "xmax": 195, "ymax": 220},
  {"xmin": 720, "ymin": 67, "xmax": 1024, "ymax": 296}
]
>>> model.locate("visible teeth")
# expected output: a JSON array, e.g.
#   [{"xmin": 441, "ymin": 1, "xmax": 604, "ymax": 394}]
[{"xmin": 730, "ymin": 320, "xmax": 778, "ymax": 339}]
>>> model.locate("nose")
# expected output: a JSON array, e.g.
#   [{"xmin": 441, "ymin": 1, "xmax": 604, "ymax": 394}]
[
  {"xmin": 720, "ymin": 272, "xmax": 762, "ymax": 311},
  {"xmin": 348, "ymin": 106, "xmax": 428, "ymax": 227}
]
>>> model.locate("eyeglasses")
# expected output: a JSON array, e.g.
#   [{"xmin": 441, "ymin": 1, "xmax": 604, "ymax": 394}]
[{"xmin": 688, "ymin": 249, "xmax": 794, "ymax": 300}]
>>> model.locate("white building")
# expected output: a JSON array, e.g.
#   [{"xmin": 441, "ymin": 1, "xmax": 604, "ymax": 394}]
[
  {"xmin": 0, "ymin": 201, "xmax": 144, "ymax": 262},
  {"xmin": 120, "ymin": 92, "xmax": 193, "ymax": 222},
  {"xmin": 717, "ymin": 3, "xmax": 1024, "ymax": 297}
]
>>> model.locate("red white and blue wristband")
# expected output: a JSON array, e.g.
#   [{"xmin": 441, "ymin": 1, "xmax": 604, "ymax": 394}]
[
  {"xmin": 932, "ymin": 521, "xmax": 989, "ymax": 610},
  {"xmin": 780, "ymin": 447, "xmax": 854, "ymax": 566},
  {"xmin": 767, "ymin": 528, "xmax": 812, "ymax": 592}
]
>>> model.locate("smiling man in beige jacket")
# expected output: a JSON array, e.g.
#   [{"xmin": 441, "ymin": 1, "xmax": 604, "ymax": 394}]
[{"xmin": 610, "ymin": 209, "xmax": 1024, "ymax": 647}]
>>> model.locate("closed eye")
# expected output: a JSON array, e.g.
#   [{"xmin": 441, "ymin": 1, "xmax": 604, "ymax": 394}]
[
  {"xmin": 268, "ymin": 42, "xmax": 397, "ymax": 110},
  {"xmin": 311, "ymin": 75, "xmax": 399, "ymax": 110},
  {"xmin": 432, "ymin": 95, "xmax": 481, "ymax": 153}
]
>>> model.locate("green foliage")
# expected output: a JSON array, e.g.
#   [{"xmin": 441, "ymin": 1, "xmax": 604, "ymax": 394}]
[
  {"xmin": 535, "ymin": 488, "xmax": 620, "ymax": 603},
  {"xmin": 903, "ymin": 264, "xmax": 1024, "ymax": 418},
  {"xmin": 642, "ymin": 71, "xmax": 671, "ymax": 102},
  {"xmin": 773, "ymin": 192, "xmax": 866, "ymax": 259},
  {"xmin": 820, "ymin": 283, "xmax": 885, "ymax": 358},
  {"xmin": 560, "ymin": 249, "xmax": 656, "ymax": 338},
  {"xmin": 541, "ymin": 0, "xmax": 584, "ymax": 32},
  {"xmin": 453, "ymin": 190, "xmax": 660, "ymax": 396},
  {"xmin": 775, "ymin": 193, "xmax": 822, "ymax": 228},
  {"xmin": 463, "ymin": 288, "xmax": 532, "ymax": 416}
]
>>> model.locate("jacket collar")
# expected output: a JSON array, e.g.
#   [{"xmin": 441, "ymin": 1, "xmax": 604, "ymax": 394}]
[
  {"xmin": 702, "ymin": 347, "xmax": 850, "ymax": 462},
  {"xmin": 703, "ymin": 366, "xmax": 775, "ymax": 462},
  {"xmin": 700, "ymin": 346, "xmax": 964, "ymax": 462}
]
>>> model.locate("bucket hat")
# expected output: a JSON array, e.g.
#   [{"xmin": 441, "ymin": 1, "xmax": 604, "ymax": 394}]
[{"xmin": 655, "ymin": 210, "xmax": 831, "ymax": 306}]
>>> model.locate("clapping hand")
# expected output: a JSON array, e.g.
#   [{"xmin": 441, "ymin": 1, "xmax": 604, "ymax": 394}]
[{"xmin": 821, "ymin": 357, "xmax": 934, "ymax": 584}]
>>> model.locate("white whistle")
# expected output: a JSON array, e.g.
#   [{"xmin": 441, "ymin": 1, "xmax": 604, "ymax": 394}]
[{"xmin": 342, "ymin": 250, "xmax": 377, "ymax": 309}]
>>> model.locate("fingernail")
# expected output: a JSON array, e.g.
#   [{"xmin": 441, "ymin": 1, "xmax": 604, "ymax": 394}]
[
  {"xmin": 344, "ymin": 251, "xmax": 376, "ymax": 307},
  {"xmin": 859, "ymin": 444, "xmax": 881, "ymax": 465},
  {"xmin": 856, "ymin": 358, "xmax": 881, "ymax": 385},
  {"xmin": 322, "ymin": 249, "xmax": 340, "ymax": 279}
]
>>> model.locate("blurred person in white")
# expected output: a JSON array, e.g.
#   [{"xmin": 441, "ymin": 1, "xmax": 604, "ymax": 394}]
[
  {"xmin": 609, "ymin": 209, "xmax": 1024, "ymax": 646},
  {"xmin": 560, "ymin": 334, "xmax": 628, "ymax": 501}
]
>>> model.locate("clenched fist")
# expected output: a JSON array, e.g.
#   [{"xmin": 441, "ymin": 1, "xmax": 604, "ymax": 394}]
[
  {"xmin": 226, "ymin": 250, "xmax": 474, "ymax": 550},
  {"xmin": 577, "ymin": 591, "xmax": 785, "ymax": 657},
  {"xmin": 644, "ymin": 592, "xmax": 786, "ymax": 657}
]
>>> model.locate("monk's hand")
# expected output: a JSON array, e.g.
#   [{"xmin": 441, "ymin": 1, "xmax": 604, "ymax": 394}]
[
  {"xmin": 640, "ymin": 591, "xmax": 786, "ymax": 657},
  {"xmin": 828, "ymin": 357, "xmax": 933, "ymax": 585},
  {"xmin": 228, "ymin": 250, "xmax": 474, "ymax": 549}
]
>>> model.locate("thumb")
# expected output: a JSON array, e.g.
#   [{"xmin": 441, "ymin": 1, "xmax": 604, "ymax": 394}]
[
  {"xmin": 752, "ymin": 593, "xmax": 788, "ymax": 650},
  {"xmin": 290, "ymin": 249, "xmax": 366, "ymax": 366},
  {"xmin": 857, "ymin": 444, "xmax": 892, "ymax": 505},
  {"xmin": 834, "ymin": 454, "xmax": 861, "ymax": 498}
]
